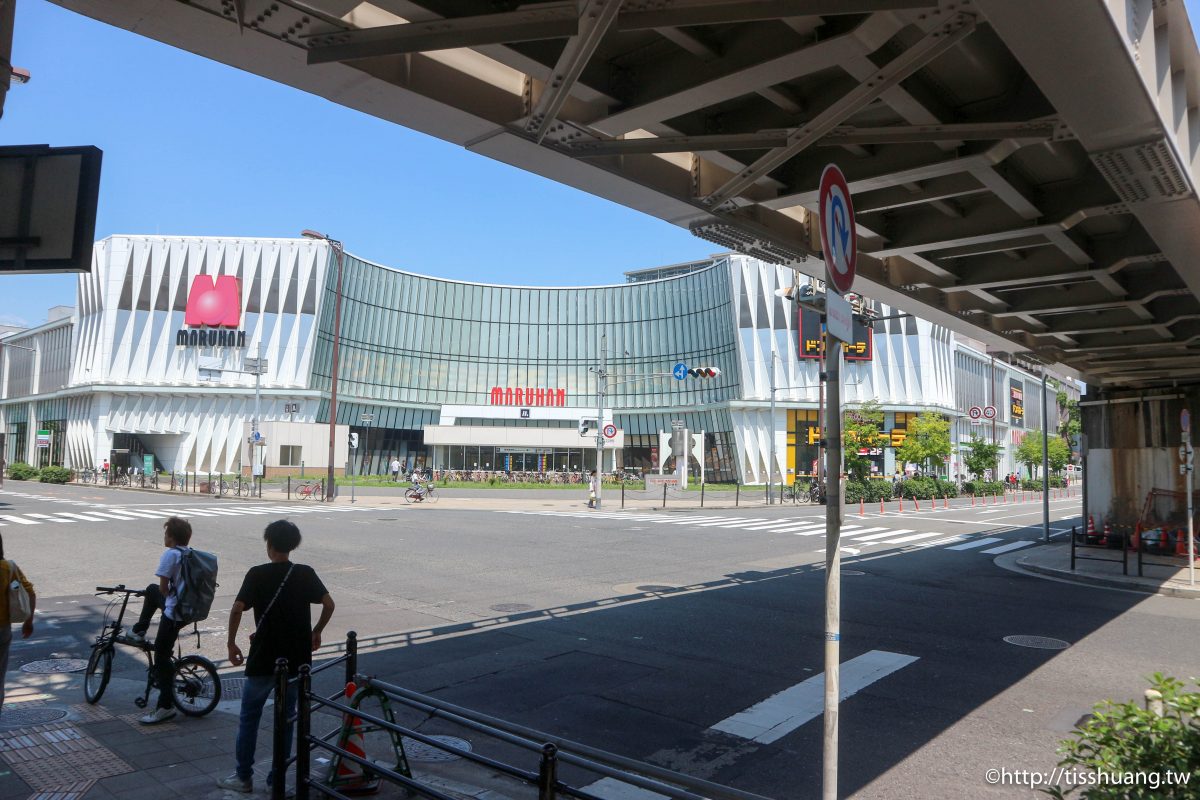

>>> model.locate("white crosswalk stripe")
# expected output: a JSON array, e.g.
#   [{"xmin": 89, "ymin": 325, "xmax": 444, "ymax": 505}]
[
  {"xmin": 0, "ymin": 514, "xmax": 40, "ymax": 525},
  {"xmin": 853, "ymin": 529, "xmax": 915, "ymax": 542},
  {"xmin": 881, "ymin": 532, "xmax": 947, "ymax": 545},
  {"xmin": 26, "ymin": 513, "xmax": 71, "ymax": 523},
  {"xmin": 945, "ymin": 537, "xmax": 1003, "ymax": 551},
  {"xmin": 54, "ymin": 512, "xmax": 112, "ymax": 522},
  {"xmin": 980, "ymin": 540, "xmax": 1036, "ymax": 555}
]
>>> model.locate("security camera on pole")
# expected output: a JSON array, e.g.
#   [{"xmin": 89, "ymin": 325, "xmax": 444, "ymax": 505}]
[{"xmin": 818, "ymin": 163, "xmax": 857, "ymax": 800}]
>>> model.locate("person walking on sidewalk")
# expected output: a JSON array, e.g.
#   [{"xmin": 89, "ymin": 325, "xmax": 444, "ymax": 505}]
[
  {"xmin": 219, "ymin": 520, "xmax": 335, "ymax": 794},
  {"xmin": 129, "ymin": 516, "xmax": 195, "ymax": 725},
  {"xmin": 0, "ymin": 533, "xmax": 36, "ymax": 715},
  {"xmin": 587, "ymin": 469, "xmax": 598, "ymax": 508},
  {"xmin": 390, "ymin": 457, "xmax": 401, "ymax": 481}
]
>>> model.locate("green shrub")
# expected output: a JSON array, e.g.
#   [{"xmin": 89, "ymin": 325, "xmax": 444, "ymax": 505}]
[
  {"xmin": 898, "ymin": 477, "xmax": 938, "ymax": 500},
  {"xmin": 962, "ymin": 479, "xmax": 1006, "ymax": 496},
  {"xmin": 1044, "ymin": 673, "xmax": 1200, "ymax": 799},
  {"xmin": 38, "ymin": 466, "xmax": 72, "ymax": 484},
  {"xmin": 933, "ymin": 478, "xmax": 958, "ymax": 499},
  {"xmin": 844, "ymin": 479, "xmax": 895, "ymax": 504},
  {"xmin": 844, "ymin": 480, "xmax": 867, "ymax": 504},
  {"xmin": 7, "ymin": 462, "xmax": 38, "ymax": 481}
]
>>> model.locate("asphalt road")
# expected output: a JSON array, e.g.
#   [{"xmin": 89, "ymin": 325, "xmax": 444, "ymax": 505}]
[{"xmin": 1, "ymin": 482, "xmax": 1195, "ymax": 799}]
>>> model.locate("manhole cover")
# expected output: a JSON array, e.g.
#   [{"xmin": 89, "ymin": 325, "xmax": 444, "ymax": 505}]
[
  {"xmin": 222, "ymin": 678, "xmax": 246, "ymax": 700},
  {"xmin": 20, "ymin": 658, "xmax": 89, "ymax": 674},
  {"xmin": 1003, "ymin": 635, "xmax": 1070, "ymax": 650},
  {"xmin": 0, "ymin": 706, "xmax": 69, "ymax": 727},
  {"xmin": 403, "ymin": 735, "xmax": 471, "ymax": 763},
  {"xmin": 489, "ymin": 603, "xmax": 533, "ymax": 613},
  {"xmin": 636, "ymin": 585, "xmax": 675, "ymax": 592}
]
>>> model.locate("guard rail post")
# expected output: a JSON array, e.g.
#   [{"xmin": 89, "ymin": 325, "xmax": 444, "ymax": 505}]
[
  {"xmin": 537, "ymin": 743, "xmax": 559, "ymax": 800},
  {"xmin": 271, "ymin": 657, "xmax": 289, "ymax": 800},
  {"xmin": 287, "ymin": 476, "xmax": 291, "ymax": 500},
  {"xmin": 345, "ymin": 630, "xmax": 358, "ymax": 687},
  {"xmin": 296, "ymin": 664, "xmax": 312, "ymax": 800},
  {"xmin": 701, "ymin": 480, "xmax": 705, "ymax": 508},
  {"xmin": 662, "ymin": 483, "xmax": 667, "ymax": 509},
  {"xmin": 621, "ymin": 481, "xmax": 624, "ymax": 509},
  {"xmin": 736, "ymin": 482, "xmax": 740, "ymax": 507}
]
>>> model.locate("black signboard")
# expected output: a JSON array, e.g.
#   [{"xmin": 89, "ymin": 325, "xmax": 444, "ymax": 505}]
[
  {"xmin": 1009, "ymin": 378, "xmax": 1024, "ymax": 428},
  {"xmin": 798, "ymin": 307, "xmax": 873, "ymax": 361}
]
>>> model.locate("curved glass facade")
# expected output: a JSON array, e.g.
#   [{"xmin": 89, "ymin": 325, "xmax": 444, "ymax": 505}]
[{"xmin": 310, "ymin": 254, "xmax": 738, "ymax": 410}]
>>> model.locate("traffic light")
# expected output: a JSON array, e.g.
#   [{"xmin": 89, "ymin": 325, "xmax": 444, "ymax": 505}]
[
  {"xmin": 687, "ymin": 366, "xmax": 721, "ymax": 379},
  {"xmin": 579, "ymin": 418, "xmax": 597, "ymax": 437},
  {"xmin": 348, "ymin": 432, "xmax": 359, "ymax": 449}
]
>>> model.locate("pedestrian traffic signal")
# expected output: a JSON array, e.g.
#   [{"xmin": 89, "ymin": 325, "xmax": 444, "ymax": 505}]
[
  {"xmin": 348, "ymin": 432, "xmax": 359, "ymax": 449},
  {"xmin": 687, "ymin": 366, "xmax": 721, "ymax": 378}
]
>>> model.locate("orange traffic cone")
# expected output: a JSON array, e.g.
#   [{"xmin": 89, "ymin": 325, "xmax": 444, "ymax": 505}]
[
  {"xmin": 943, "ymin": 495, "xmax": 949, "ymax": 510},
  {"xmin": 332, "ymin": 682, "xmax": 381, "ymax": 795},
  {"xmin": 1131, "ymin": 523, "xmax": 1140, "ymax": 550},
  {"xmin": 898, "ymin": 496, "xmax": 904, "ymax": 512},
  {"xmin": 860, "ymin": 497, "xmax": 865, "ymax": 515},
  {"xmin": 1086, "ymin": 515, "xmax": 1098, "ymax": 544},
  {"xmin": 1175, "ymin": 529, "xmax": 1195, "ymax": 558},
  {"xmin": 880, "ymin": 497, "xmax": 885, "ymax": 514},
  {"xmin": 914, "ymin": 497, "xmax": 921, "ymax": 511},
  {"xmin": 1100, "ymin": 519, "xmax": 1112, "ymax": 547}
]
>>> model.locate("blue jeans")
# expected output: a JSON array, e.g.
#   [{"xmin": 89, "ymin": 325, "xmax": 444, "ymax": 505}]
[{"xmin": 235, "ymin": 674, "xmax": 299, "ymax": 784}]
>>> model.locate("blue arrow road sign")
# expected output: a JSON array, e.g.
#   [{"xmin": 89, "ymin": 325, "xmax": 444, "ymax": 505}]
[{"xmin": 673, "ymin": 362, "xmax": 688, "ymax": 380}]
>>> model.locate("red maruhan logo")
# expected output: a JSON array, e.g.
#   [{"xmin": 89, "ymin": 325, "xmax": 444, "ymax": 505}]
[{"xmin": 185, "ymin": 275, "xmax": 241, "ymax": 328}]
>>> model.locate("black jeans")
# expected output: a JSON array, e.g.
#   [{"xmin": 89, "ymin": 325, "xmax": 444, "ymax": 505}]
[{"xmin": 134, "ymin": 583, "xmax": 183, "ymax": 710}]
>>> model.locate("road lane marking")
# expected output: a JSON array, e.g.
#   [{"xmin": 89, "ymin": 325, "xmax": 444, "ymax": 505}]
[
  {"xmin": 710, "ymin": 650, "xmax": 919, "ymax": 744},
  {"xmin": 0, "ymin": 515, "xmax": 39, "ymax": 525},
  {"xmin": 52, "ymin": 512, "xmax": 112, "ymax": 522},
  {"xmin": 945, "ymin": 537, "xmax": 1003, "ymax": 550},
  {"xmin": 26, "ymin": 513, "xmax": 72, "ymax": 523},
  {"xmin": 882, "ymin": 532, "xmax": 946, "ymax": 545},
  {"xmin": 852, "ymin": 529, "xmax": 914, "ymax": 542},
  {"xmin": 837, "ymin": 527, "xmax": 890, "ymax": 538},
  {"xmin": 696, "ymin": 518, "xmax": 769, "ymax": 527},
  {"xmin": 981, "ymin": 540, "xmax": 1036, "ymax": 555}
]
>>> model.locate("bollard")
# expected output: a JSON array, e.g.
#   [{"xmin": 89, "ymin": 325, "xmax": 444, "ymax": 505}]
[
  {"xmin": 287, "ymin": 476, "xmax": 291, "ymax": 500},
  {"xmin": 1145, "ymin": 689, "xmax": 1164, "ymax": 717},
  {"xmin": 943, "ymin": 495, "xmax": 948, "ymax": 510},
  {"xmin": 898, "ymin": 496, "xmax": 904, "ymax": 513},
  {"xmin": 880, "ymin": 497, "xmax": 885, "ymax": 514},
  {"xmin": 296, "ymin": 664, "xmax": 312, "ymax": 800},
  {"xmin": 735, "ymin": 482, "xmax": 740, "ymax": 507},
  {"xmin": 537, "ymin": 743, "xmax": 559, "ymax": 800},
  {"xmin": 271, "ymin": 658, "xmax": 289, "ymax": 800},
  {"xmin": 345, "ymin": 631, "xmax": 358, "ymax": 688},
  {"xmin": 700, "ymin": 481, "xmax": 705, "ymax": 508},
  {"xmin": 859, "ymin": 497, "xmax": 864, "ymax": 515},
  {"xmin": 621, "ymin": 481, "xmax": 625, "ymax": 510},
  {"xmin": 662, "ymin": 483, "xmax": 667, "ymax": 509},
  {"xmin": 914, "ymin": 497, "xmax": 921, "ymax": 512}
]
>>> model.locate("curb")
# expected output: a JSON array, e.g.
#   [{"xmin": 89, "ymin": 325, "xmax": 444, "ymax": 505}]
[{"xmin": 1005, "ymin": 549, "xmax": 1199, "ymax": 599}]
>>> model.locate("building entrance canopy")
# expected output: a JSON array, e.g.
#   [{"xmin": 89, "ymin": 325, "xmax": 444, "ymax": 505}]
[{"xmin": 46, "ymin": 0, "xmax": 1200, "ymax": 387}]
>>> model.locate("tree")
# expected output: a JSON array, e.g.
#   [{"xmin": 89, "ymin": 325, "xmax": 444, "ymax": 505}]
[
  {"xmin": 894, "ymin": 412, "xmax": 951, "ymax": 474},
  {"xmin": 1016, "ymin": 432, "xmax": 1072, "ymax": 477},
  {"xmin": 843, "ymin": 399, "xmax": 885, "ymax": 482},
  {"xmin": 962, "ymin": 435, "xmax": 1002, "ymax": 480}
]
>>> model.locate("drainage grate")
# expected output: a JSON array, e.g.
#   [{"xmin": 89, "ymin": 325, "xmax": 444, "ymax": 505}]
[
  {"xmin": 404, "ymin": 735, "xmax": 471, "ymax": 763},
  {"xmin": 222, "ymin": 677, "xmax": 246, "ymax": 700},
  {"xmin": 1003, "ymin": 635, "xmax": 1070, "ymax": 650},
  {"xmin": 489, "ymin": 603, "xmax": 533, "ymax": 613},
  {"xmin": 21, "ymin": 658, "xmax": 90, "ymax": 674},
  {"xmin": 0, "ymin": 707, "xmax": 70, "ymax": 727}
]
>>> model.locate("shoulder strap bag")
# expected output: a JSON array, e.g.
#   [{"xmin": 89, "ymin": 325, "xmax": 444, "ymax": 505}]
[
  {"xmin": 7, "ymin": 560, "xmax": 32, "ymax": 625},
  {"xmin": 248, "ymin": 563, "xmax": 294, "ymax": 645}
]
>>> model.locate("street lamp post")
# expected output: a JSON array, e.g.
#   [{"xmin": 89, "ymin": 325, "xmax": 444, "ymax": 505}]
[{"xmin": 301, "ymin": 230, "xmax": 345, "ymax": 502}]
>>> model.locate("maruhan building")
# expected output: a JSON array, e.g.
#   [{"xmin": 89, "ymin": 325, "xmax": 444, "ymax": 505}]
[{"xmin": 0, "ymin": 235, "xmax": 1071, "ymax": 482}]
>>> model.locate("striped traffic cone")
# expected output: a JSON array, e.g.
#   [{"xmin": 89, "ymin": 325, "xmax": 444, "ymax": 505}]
[
  {"xmin": 1174, "ymin": 529, "xmax": 1195, "ymax": 558},
  {"xmin": 1086, "ymin": 515, "xmax": 1098, "ymax": 544},
  {"xmin": 331, "ymin": 682, "xmax": 381, "ymax": 795},
  {"xmin": 1100, "ymin": 519, "xmax": 1112, "ymax": 547}
]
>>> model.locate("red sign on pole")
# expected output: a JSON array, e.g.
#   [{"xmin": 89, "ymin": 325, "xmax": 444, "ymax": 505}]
[{"xmin": 818, "ymin": 164, "xmax": 857, "ymax": 295}]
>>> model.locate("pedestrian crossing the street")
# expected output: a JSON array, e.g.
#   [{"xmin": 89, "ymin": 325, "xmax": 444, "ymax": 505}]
[
  {"xmin": 498, "ymin": 510, "xmax": 1039, "ymax": 558},
  {"xmin": 0, "ymin": 490, "xmax": 373, "ymax": 527}
]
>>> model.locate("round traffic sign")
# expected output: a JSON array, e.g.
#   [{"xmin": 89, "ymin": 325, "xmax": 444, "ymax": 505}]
[
  {"xmin": 968, "ymin": 406, "xmax": 983, "ymax": 420},
  {"xmin": 602, "ymin": 423, "xmax": 617, "ymax": 439},
  {"xmin": 818, "ymin": 164, "xmax": 857, "ymax": 295},
  {"xmin": 672, "ymin": 362, "xmax": 688, "ymax": 381},
  {"xmin": 983, "ymin": 405, "xmax": 997, "ymax": 420}
]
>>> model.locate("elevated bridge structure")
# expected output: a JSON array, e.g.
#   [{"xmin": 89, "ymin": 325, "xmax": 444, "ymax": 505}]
[{"xmin": 47, "ymin": 0, "xmax": 1200, "ymax": 388}]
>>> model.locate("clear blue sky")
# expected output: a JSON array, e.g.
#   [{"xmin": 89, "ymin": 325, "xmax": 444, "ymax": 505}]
[
  {"xmin": 4, "ymin": 1, "xmax": 1200, "ymax": 328},
  {"xmin": 0, "ymin": 0, "xmax": 717, "ymax": 327}
]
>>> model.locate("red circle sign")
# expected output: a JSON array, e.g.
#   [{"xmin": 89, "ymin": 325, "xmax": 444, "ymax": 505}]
[
  {"xmin": 603, "ymin": 423, "xmax": 617, "ymax": 439},
  {"xmin": 819, "ymin": 164, "xmax": 857, "ymax": 295},
  {"xmin": 968, "ymin": 406, "xmax": 983, "ymax": 420}
]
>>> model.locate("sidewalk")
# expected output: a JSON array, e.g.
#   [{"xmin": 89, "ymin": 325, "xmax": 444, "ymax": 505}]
[
  {"xmin": 999, "ymin": 542, "xmax": 1200, "ymax": 599},
  {"xmin": 0, "ymin": 657, "xmax": 520, "ymax": 799}
]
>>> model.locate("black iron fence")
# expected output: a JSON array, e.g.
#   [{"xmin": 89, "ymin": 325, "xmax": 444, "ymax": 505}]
[{"xmin": 271, "ymin": 633, "xmax": 773, "ymax": 800}]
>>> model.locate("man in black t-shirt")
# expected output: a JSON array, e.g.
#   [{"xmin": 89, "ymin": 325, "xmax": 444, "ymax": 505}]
[{"xmin": 217, "ymin": 520, "xmax": 335, "ymax": 795}]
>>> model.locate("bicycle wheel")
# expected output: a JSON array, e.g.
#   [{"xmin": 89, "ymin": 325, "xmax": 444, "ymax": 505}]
[
  {"xmin": 424, "ymin": 487, "xmax": 438, "ymax": 504},
  {"xmin": 404, "ymin": 488, "xmax": 421, "ymax": 504},
  {"xmin": 84, "ymin": 644, "xmax": 114, "ymax": 704},
  {"xmin": 172, "ymin": 655, "xmax": 221, "ymax": 717}
]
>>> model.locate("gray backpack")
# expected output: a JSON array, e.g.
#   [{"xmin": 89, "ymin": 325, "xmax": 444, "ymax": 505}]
[{"xmin": 174, "ymin": 547, "xmax": 219, "ymax": 624}]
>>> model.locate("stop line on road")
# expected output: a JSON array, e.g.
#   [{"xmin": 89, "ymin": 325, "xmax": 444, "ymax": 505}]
[{"xmin": 499, "ymin": 510, "xmax": 1039, "ymax": 558}]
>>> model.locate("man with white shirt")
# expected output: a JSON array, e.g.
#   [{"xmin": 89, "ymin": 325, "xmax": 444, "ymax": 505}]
[
  {"xmin": 390, "ymin": 457, "xmax": 401, "ymax": 481},
  {"xmin": 129, "ymin": 516, "xmax": 193, "ymax": 725}
]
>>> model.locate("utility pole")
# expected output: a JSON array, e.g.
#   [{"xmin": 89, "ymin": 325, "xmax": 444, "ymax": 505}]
[
  {"xmin": 1042, "ymin": 369, "xmax": 1050, "ymax": 543},
  {"xmin": 768, "ymin": 350, "xmax": 777, "ymax": 503},
  {"xmin": 594, "ymin": 334, "xmax": 608, "ymax": 510},
  {"xmin": 822, "ymin": 337, "xmax": 843, "ymax": 800}
]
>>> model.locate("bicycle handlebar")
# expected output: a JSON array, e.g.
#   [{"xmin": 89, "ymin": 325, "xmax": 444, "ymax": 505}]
[{"xmin": 95, "ymin": 585, "xmax": 145, "ymax": 596}]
